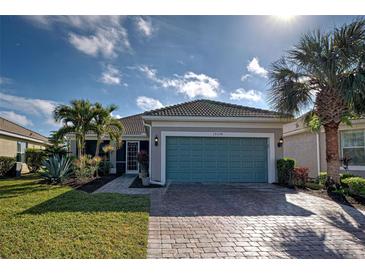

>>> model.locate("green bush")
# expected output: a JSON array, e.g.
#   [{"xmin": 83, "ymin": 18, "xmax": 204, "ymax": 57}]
[
  {"xmin": 0, "ymin": 156, "xmax": 16, "ymax": 177},
  {"xmin": 25, "ymin": 148, "xmax": 46, "ymax": 173},
  {"xmin": 315, "ymin": 172, "xmax": 356, "ymax": 186},
  {"xmin": 41, "ymin": 155, "xmax": 73, "ymax": 184},
  {"xmin": 342, "ymin": 177, "xmax": 365, "ymax": 196},
  {"xmin": 98, "ymin": 160, "xmax": 112, "ymax": 176},
  {"xmin": 305, "ymin": 182, "xmax": 324, "ymax": 190},
  {"xmin": 315, "ymin": 172, "xmax": 328, "ymax": 185},
  {"xmin": 277, "ymin": 158, "xmax": 295, "ymax": 185},
  {"xmin": 74, "ymin": 155, "xmax": 101, "ymax": 182}
]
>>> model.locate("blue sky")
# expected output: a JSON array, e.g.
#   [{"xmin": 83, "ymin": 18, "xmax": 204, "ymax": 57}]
[{"xmin": 0, "ymin": 15, "xmax": 358, "ymax": 136}]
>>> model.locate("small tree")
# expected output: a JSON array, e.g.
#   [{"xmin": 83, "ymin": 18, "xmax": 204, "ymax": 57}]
[
  {"xmin": 54, "ymin": 100, "xmax": 97, "ymax": 159},
  {"xmin": 93, "ymin": 103, "xmax": 123, "ymax": 157},
  {"xmin": 25, "ymin": 148, "xmax": 46, "ymax": 173}
]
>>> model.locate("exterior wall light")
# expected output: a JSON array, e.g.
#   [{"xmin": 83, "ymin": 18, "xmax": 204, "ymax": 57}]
[
  {"xmin": 154, "ymin": 136, "xmax": 159, "ymax": 146},
  {"xmin": 277, "ymin": 137, "xmax": 284, "ymax": 148}
]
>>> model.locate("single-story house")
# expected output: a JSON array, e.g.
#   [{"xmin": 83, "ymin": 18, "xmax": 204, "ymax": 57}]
[
  {"xmin": 0, "ymin": 117, "xmax": 49, "ymax": 173},
  {"xmin": 283, "ymin": 116, "xmax": 365, "ymax": 178},
  {"xmin": 71, "ymin": 99, "xmax": 291, "ymax": 184}
]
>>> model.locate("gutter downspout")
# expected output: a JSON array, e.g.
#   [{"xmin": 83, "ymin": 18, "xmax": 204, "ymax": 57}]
[
  {"xmin": 316, "ymin": 132, "xmax": 321, "ymax": 175},
  {"xmin": 143, "ymin": 122, "xmax": 165, "ymax": 186}
]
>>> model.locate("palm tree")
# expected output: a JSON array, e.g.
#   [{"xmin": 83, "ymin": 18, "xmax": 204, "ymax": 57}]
[
  {"xmin": 54, "ymin": 100, "xmax": 96, "ymax": 159},
  {"xmin": 268, "ymin": 19, "xmax": 365, "ymax": 185},
  {"xmin": 92, "ymin": 103, "xmax": 123, "ymax": 157}
]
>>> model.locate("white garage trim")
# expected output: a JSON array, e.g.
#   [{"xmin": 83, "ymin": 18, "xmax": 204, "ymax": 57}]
[{"xmin": 160, "ymin": 131, "xmax": 276, "ymax": 184}]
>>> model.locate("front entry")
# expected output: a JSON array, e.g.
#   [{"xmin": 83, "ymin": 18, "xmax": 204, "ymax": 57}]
[{"xmin": 126, "ymin": 141, "xmax": 139, "ymax": 174}]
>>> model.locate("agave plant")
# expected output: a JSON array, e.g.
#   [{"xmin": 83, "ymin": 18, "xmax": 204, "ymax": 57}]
[{"xmin": 41, "ymin": 155, "xmax": 73, "ymax": 184}]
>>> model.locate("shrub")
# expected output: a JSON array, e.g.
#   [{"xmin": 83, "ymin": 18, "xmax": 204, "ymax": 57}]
[
  {"xmin": 74, "ymin": 155, "xmax": 101, "ymax": 182},
  {"xmin": 292, "ymin": 167, "xmax": 309, "ymax": 187},
  {"xmin": 25, "ymin": 148, "xmax": 46, "ymax": 172},
  {"xmin": 342, "ymin": 177, "xmax": 365, "ymax": 196},
  {"xmin": 44, "ymin": 144, "xmax": 68, "ymax": 157},
  {"xmin": 341, "ymin": 173, "xmax": 356, "ymax": 180},
  {"xmin": 0, "ymin": 156, "xmax": 16, "ymax": 177},
  {"xmin": 315, "ymin": 172, "xmax": 328, "ymax": 185},
  {"xmin": 137, "ymin": 150, "xmax": 148, "ymax": 168},
  {"xmin": 98, "ymin": 160, "xmax": 112, "ymax": 176},
  {"xmin": 41, "ymin": 155, "xmax": 73, "ymax": 183},
  {"xmin": 277, "ymin": 158, "xmax": 295, "ymax": 185},
  {"xmin": 315, "ymin": 172, "xmax": 356, "ymax": 186},
  {"xmin": 306, "ymin": 182, "xmax": 324, "ymax": 190}
]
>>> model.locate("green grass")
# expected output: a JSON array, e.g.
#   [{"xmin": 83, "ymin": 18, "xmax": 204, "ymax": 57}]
[{"xmin": 0, "ymin": 175, "xmax": 149, "ymax": 258}]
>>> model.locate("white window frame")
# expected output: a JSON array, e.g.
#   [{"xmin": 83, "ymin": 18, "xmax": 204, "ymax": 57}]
[
  {"xmin": 160, "ymin": 131, "xmax": 276, "ymax": 184},
  {"xmin": 340, "ymin": 129, "xmax": 365, "ymax": 171}
]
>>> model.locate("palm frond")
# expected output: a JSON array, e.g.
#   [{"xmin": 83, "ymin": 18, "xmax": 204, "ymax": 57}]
[{"xmin": 268, "ymin": 57, "xmax": 314, "ymax": 115}]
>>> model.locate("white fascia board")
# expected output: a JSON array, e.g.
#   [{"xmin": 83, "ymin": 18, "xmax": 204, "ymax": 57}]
[
  {"xmin": 0, "ymin": 130, "xmax": 49, "ymax": 145},
  {"xmin": 151, "ymin": 120, "xmax": 285, "ymax": 129},
  {"xmin": 142, "ymin": 115, "xmax": 292, "ymax": 123}
]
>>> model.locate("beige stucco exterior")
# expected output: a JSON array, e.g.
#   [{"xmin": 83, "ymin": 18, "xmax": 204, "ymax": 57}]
[
  {"xmin": 283, "ymin": 117, "xmax": 365, "ymax": 178},
  {"xmin": 0, "ymin": 134, "xmax": 46, "ymax": 174},
  {"xmin": 284, "ymin": 132, "xmax": 319, "ymax": 178},
  {"xmin": 147, "ymin": 120, "xmax": 285, "ymax": 183}
]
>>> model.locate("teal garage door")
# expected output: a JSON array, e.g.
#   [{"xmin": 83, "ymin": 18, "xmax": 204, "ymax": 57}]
[{"xmin": 166, "ymin": 136, "xmax": 268, "ymax": 183}]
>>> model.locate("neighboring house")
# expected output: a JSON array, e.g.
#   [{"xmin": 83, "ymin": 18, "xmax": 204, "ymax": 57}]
[
  {"xmin": 71, "ymin": 99, "xmax": 290, "ymax": 184},
  {"xmin": 0, "ymin": 117, "xmax": 49, "ymax": 173},
  {"xmin": 283, "ymin": 116, "xmax": 365, "ymax": 178}
]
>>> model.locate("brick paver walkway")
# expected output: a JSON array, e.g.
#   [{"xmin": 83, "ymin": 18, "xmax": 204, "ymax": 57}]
[{"xmin": 148, "ymin": 184, "xmax": 365, "ymax": 259}]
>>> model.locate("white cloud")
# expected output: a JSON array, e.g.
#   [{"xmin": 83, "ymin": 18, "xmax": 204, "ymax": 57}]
[
  {"xmin": 230, "ymin": 88, "xmax": 263, "ymax": 102},
  {"xmin": 136, "ymin": 96, "xmax": 164, "ymax": 111},
  {"xmin": 111, "ymin": 112, "xmax": 122, "ymax": 119},
  {"xmin": 138, "ymin": 65, "xmax": 221, "ymax": 99},
  {"xmin": 0, "ymin": 76, "xmax": 12, "ymax": 85},
  {"xmin": 0, "ymin": 111, "xmax": 33, "ymax": 127},
  {"xmin": 135, "ymin": 17, "xmax": 154, "ymax": 37},
  {"xmin": 240, "ymin": 74, "xmax": 252, "ymax": 82},
  {"xmin": 26, "ymin": 16, "xmax": 131, "ymax": 59},
  {"xmin": 100, "ymin": 64, "xmax": 122, "ymax": 85},
  {"xmin": 0, "ymin": 92, "xmax": 58, "ymax": 126},
  {"xmin": 69, "ymin": 27, "xmax": 130, "ymax": 58},
  {"xmin": 247, "ymin": 57, "xmax": 268, "ymax": 78},
  {"xmin": 138, "ymin": 65, "xmax": 158, "ymax": 80}
]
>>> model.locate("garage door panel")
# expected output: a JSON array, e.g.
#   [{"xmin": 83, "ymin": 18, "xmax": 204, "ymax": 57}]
[{"xmin": 166, "ymin": 136, "xmax": 268, "ymax": 183}]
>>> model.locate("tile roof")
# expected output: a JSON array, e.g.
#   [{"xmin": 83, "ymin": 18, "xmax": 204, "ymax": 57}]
[
  {"xmin": 119, "ymin": 114, "xmax": 146, "ymax": 136},
  {"xmin": 0, "ymin": 117, "xmax": 49, "ymax": 143},
  {"xmin": 143, "ymin": 99, "xmax": 289, "ymax": 118}
]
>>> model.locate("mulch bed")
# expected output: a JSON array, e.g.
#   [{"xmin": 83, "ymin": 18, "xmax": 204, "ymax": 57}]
[
  {"xmin": 129, "ymin": 177, "xmax": 162, "ymax": 188},
  {"xmin": 274, "ymin": 183, "xmax": 365, "ymax": 211},
  {"xmin": 67, "ymin": 175, "xmax": 118, "ymax": 193}
]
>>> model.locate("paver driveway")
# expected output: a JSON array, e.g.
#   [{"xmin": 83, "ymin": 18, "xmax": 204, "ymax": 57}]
[{"xmin": 148, "ymin": 184, "xmax": 365, "ymax": 259}]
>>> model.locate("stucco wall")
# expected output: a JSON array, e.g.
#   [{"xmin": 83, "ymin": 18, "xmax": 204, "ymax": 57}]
[
  {"xmin": 283, "ymin": 132, "xmax": 319, "ymax": 178},
  {"xmin": 0, "ymin": 135, "xmax": 45, "ymax": 158},
  {"xmin": 0, "ymin": 134, "xmax": 46, "ymax": 174},
  {"xmin": 0, "ymin": 135, "xmax": 18, "ymax": 157},
  {"xmin": 284, "ymin": 128, "xmax": 365, "ymax": 178},
  {"xmin": 150, "ymin": 125, "xmax": 283, "ymax": 182}
]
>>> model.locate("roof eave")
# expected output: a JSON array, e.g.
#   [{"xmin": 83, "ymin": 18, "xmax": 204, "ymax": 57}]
[{"xmin": 142, "ymin": 115, "xmax": 293, "ymax": 123}]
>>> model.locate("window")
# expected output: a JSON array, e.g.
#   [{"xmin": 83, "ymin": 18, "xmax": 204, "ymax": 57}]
[
  {"xmin": 16, "ymin": 141, "xmax": 27, "ymax": 163},
  {"xmin": 341, "ymin": 130, "xmax": 365, "ymax": 166}
]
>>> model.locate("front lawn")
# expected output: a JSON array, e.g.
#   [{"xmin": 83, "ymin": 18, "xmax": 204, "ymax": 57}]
[{"xmin": 0, "ymin": 175, "xmax": 149, "ymax": 258}]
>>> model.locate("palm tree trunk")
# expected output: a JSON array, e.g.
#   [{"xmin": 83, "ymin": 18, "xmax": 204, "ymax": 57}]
[
  {"xmin": 95, "ymin": 137, "xmax": 101, "ymax": 157},
  {"xmin": 76, "ymin": 136, "xmax": 82, "ymax": 159},
  {"xmin": 324, "ymin": 122, "xmax": 341, "ymax": 184}
]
